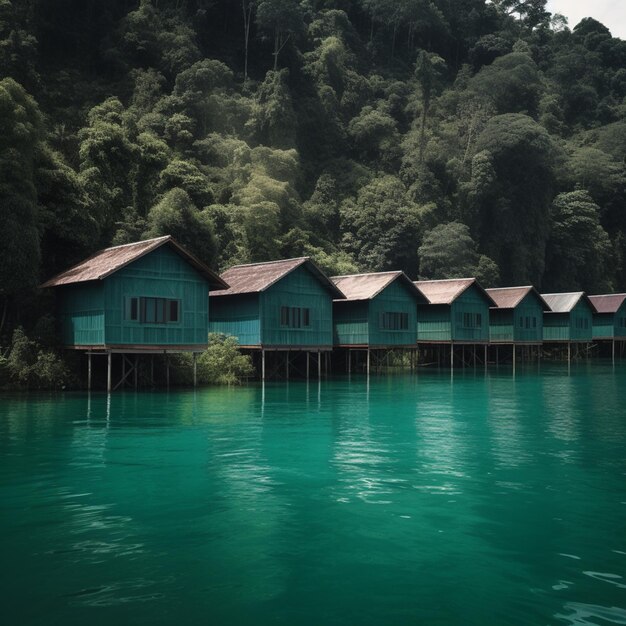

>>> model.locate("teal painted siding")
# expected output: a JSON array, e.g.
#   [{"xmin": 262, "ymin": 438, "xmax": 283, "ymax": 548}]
[
  {"xmin": 490, "ymin": 293, "xmax": 543, "ymax": 343},
  {"xmin": 209, "ymin": 293, "xmax": 261, "ymax": 346},
  {"xmin": 104, "ymin": 246, "xmax": 208, "ymax": 346},
  {"xmin": 450, "ymin": 286, "xmax": 490, "ymax": 342},
  {"xmin": 59, "ymin": 282, "xmax": 105, "ymax": 346},
  {"xmin": 543, "ymin": 299, "xmax": 594, "ymax": 342},
  {"xmin": 333, "ymin": 279, "xmax": 419, "ymax": 347},
  {"xmin": 368, "ymin": 279, "xmax": 418, "ymax": 346},
  {"xmin": 261, "ymin": 264, "xmax": 334, "ymax": 347},
  {"xmin": 592, "ymin": 304, "xmax": 626, "ymax": 339},
  {"xmin": 333, "ymin": 301, "xmax": 369, "ymax": 345},
  {"xmin": 417, "ymin": 304, "xmax": 451, "ymax": 342},
  {"xmin": 592, "ymin": 313, "xmax": 615, "ymax": 339}
]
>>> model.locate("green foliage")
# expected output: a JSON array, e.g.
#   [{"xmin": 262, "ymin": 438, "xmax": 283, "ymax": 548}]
[
  {"xmin": 418, "ymin": 222, "xmax": 500, "ymax": 286},
  {"xmin": 340, "ymin": 175, "xmax": 422, "ymax": 276},
  {"xmin": 0, "ymin": 78, "xmax": 43, "ymax": 296},
  {"xmin": 196, "ymin": 333, "xmax": 254, "ymax": 385},
  {"xmin": 545, "ymin": 191, "xmax": 612, "ymax": 292},
  {"xmin": 143, "ymin": 188, "xmax": 217, "ymax": 267},
  {"xmin": 5, "ymin": 327, "xmax": 72, "ymax": 390}
]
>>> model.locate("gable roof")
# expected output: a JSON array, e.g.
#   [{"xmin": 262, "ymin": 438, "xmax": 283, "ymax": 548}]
[
  {"xmin": 588, "ymin": 294, "xmax": 626, "ymax": 314},
  {"xmin": 414, "ymin": 278, "xmax": 496, "ymax": 306},
  {"xmin": 541, "ymin": 292, "xmax": 596, "ymax": 314},
  {"xmin": 212, "ymin": 257, "xmax": 345, "ymax": 299},
  {"xmin": 41, "ymin": 236, "xmax": 228, "ymax": 290},
  {"xmin": 330, "ymin": 271, "xmax": 427, "ymax": 302},
  {"xmin": 486, "ymin": 286, "xmax": 550, "ymax": 310}
]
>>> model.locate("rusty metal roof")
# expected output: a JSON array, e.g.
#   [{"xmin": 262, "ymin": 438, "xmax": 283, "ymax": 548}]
[
  {"xmin": 330, "ymin": 271, "xmax": 427, "ymax": 302},
  {"xmin": 486, "ymin": 286, "xmax": 550, "ymax": 310},
  {"xmin": 41, "ymin": 236, "xmax": 228, "ymax": 290},
  {"xmin": 414, "ymin": 278, "xmax": 496, "ymax": 306},
  {"xmin": 212, "ymin": 257, "xmax": 345, "ymax": 298},
  {"xmin": 588, "ymin": 294, "xmax": 626, "ymax": 314},
  {"xmin": 541, "ymin": 292, "xmax": 596, "ymax": 314}
]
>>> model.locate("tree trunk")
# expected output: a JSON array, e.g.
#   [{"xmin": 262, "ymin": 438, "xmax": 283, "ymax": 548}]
[
  {"xmin": 242, "ymin": 0, "xmax": 252, "ymax": 84},
  {"xmin": 273, "ymin": 27, "xmax": 279, "ymax": 71},
  {"xmin": 419, "ymin": 101, "xmax": 429, "ymax": 164}
]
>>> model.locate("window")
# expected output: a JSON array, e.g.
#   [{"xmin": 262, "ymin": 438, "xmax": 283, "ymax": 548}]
[
  {"xmin": 126, "ymin": 297, "xmax": 181, "ymax": 324},
  {"xmin": 533, "ymin": 317, "xmax": 537, "ymax": 328},
  {"xmin": 461, "ymin": 312, "xmax": 482, "ymax": 329},
  {"xmin": 129, "ymin": 297, "xmax": 138, "ymax": 321},
  {"xmin": 381, "ymin": 312, "xmax": 409, "ymax": 331},
  {"xmin": 280, "ymin": 306, "xmax": 310, "ymax": 328}
]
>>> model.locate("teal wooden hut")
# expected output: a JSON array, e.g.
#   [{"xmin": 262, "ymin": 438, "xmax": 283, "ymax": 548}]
[
  {"xmin": 413, "ymin": 278, "xmax": 495, "ymax": 344},
  {"xmin": 486, "ymin": 286, "xmax": 548, "ymax": 344},
  {"xmin": 588, "ymin": 294, "xmax": 626, "ymax": 342},
  {"xmin": 541, "ymin": 292, "xmax": 596, "ymax": 343},
  {"xmin": 330, "ymin": 272, "xmax": 428, "ymax": 348},
  {"xmin": 41, "ymin": 236, "xmax": 228, "ymax": 389},
  {"xmin": 209, "ymin": 257, "xmax": 344, "ymax": 378}
]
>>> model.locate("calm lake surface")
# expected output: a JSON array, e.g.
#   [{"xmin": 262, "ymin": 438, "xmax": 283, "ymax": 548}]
[{"xmin": 1, "ymin": 363, "xmax": 626, "ymax": 626}]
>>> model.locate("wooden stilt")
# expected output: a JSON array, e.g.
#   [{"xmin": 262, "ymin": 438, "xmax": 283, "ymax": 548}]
[
  {"xmin": 567, "ymin": 342, "xmax": 571, "ymax": 363},
  {"xmin": 366, "ymin": 348, "xmax": 371, "ymax": 375},
  {"xmin": 151, "ymin": 355, "xmax": 154, "ymax": 385},
  {"xmin": 348, "ymin": 350, "xmax": 351, "ymax": 375},
  {"xmin": 262, "ymin": 349, "xmax": 266, "ymax": 381},
  {"xmin": 286, "ymin": 350, "xmax": 289, "ymax": 380},
  {"xmin": 88, "ymin": 352, "xmax": 92, "ymax": 391},
  {"xmin": 513, "ymin": 344, "xmax": 516, "ymax": 375},
  {"xmin": 450, "ymin": 343, "xmax": 454, "ymax": 369},
  {"xmin": 484, "ymin": 344, "xmax": 487, "ymax": 371},
  {"xmin": 107, "ymin": 351, "xmax": 112, "ymax": 393},
  {"xmin": 193, "ymin": 352, "xmax": 197, "ymax": 387},
  {"xmin": 122, "ymin": 356, "xmax": 126, "ymax": 388},
  {"xmin": 317, "ymin": 350, "xmax": 321, "ymax": 379},
  {"xmin": 134, "ymin": 355, "xmax": 138, "ymax": 389},
  {"xmin": 612, "ymin": 339, "xmax": 615, "ymax": 364},
  {"xmin": 306, "ymin": 351, "xmax": 310, "ymax": 379},
  {"xmin": 166, "ymin": 354, "xmax": 170, "ymax": 389}
]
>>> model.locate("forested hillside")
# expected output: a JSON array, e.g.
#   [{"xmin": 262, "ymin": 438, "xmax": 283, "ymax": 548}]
[{"xmin": 2, "ymin": 0, "xmax": 626, "ymax": 346}]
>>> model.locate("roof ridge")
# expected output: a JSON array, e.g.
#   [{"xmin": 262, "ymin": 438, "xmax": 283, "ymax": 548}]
[
  {"xmin": 486, "ymin": 286, "xmax": 532, "ymax": 291},
  {"xmin": 589, "ymin": 293, "xmax": 626, "ymax": 297},
  {"xmin": 99, "ymin": 235, "xmax": 170, "ymax": 252},
  {"xmin": 414, "ymin": 277, "xmax": 475, "ymax": 283},
  {"xmin": 225, "ymin": 257, "xmax": 309, "ymax": 270},
  {"xmin": 331, "ymin": 271, "xmax": 401, "ymax": 279}
]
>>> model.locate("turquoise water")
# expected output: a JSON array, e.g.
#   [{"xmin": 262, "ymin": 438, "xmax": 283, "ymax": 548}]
[{"xmin": 1, "ymin": 364, "xmax": 626, "ymax": 626}]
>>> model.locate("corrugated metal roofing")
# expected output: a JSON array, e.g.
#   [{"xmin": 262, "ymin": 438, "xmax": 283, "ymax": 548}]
[
  {"xmin": 588, "ymin": 294, "xmax": 626, "ymax": 314},
  {"xmin": 541, "ymin": 292, "xmax": 595, "ymax": 313},
  {"xmin": 330, "ymin": 271, "xmax": 426, "ymax": 302},
  {"xmin": 213, "ymin": 257, "xmax": 345, "ymax": 298},
  {"xmin": 486, "ymin": 286, "xmax": 550, "ymax": 310},
  {"xmin": 414, "ymin": 278, "xmax": 496, "ymax": 306},
  {"xmin": 41, "ymin": 236, "xmax": 228, "ymax": 290}
]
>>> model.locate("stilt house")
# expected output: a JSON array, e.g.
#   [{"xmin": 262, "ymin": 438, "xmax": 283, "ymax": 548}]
[
  {"xmin": 413, "ymin": 278, "xmax": 495, "ymax": 344},
  {"xmin": 330, "ymin": 272, "xmax": 427, "ymax": 347},
  {"xmin": 486, "ymin": 286, "xmax": 548, "ymax": 344},
  {"xmin": 209, "ymin": 257, "xmax": 344, "ymax": 351},
  {"xmin": 41, "ymin": 236, "xmax": 227, "ymax": 351},
  {"xmin": 588, "ymin": 294, "xmax": 626, "ymax": 340},
  {"xmin": 541, "ymin": 292, "xmax": 596, "ymax": 342}
]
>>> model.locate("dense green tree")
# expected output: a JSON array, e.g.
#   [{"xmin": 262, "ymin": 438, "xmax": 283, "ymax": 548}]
[
  {"xmin": 470, "ymin": 113, "xmax": 556, "ymax": 285},
  {"xmin": 340, "ymin": 175, "xmax": 422, "ymax": 275},
  {"xmin": 545, "ymin": 191, "xmax": 613, "ymax": 292},
  {"xmin": 0, "ymin": 78, "xmax": 43, "ymax": 328},
  {"xmin": 418, "ymin": 222, "xmax": 500, "ymax": 285},
  {"xmin": 143, "ymin": 188, "xmax": 217, "ymax": 266},
  {"xmin": 255, "ymin": 0, "xmax": 304, "ymax": 70}
]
